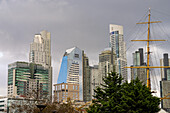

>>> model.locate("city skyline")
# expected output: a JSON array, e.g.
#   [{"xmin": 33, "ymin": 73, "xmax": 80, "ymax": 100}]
[{"xmin": 1, "ymin": 0, "xmax": 170, "ymax": 96}]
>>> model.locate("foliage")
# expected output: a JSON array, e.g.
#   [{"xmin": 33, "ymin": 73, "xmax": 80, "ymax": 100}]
[
  {"xmin": 41, "ymin": 101, "xmax": 77, "ymax": 113},
  {"xmin": 87, "ymin": 72, "xmax": 160, "ymax": 113},
  {"xmin": 9, "ymin": 98, "xmax": 78, "ymax": 113}
]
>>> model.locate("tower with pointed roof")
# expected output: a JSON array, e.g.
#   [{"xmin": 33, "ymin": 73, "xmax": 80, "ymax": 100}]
[{"xmin": 57, "ymin": 47, "xmax": 91, "ymax": 101}]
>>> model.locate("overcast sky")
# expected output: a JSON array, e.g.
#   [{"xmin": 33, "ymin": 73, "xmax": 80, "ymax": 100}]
[{"xmin": 0, "ymin": 0, "xmax": 170, "ymax": 96}]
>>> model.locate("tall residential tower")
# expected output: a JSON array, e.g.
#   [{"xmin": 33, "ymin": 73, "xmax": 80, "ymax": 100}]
[
  {"xmin": 29, "ymin": 30, "xmax": 51, "ymax": 67},
  {"xmin": 29, "ymin": 30, "xmax": 52, "ymax": 99},
  {"xmin": 109, "ymin": 24, "xmax": 127, "ymax": 81}
]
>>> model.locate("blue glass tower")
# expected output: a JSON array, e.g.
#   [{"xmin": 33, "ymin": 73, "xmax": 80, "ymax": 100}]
[{"xmin": 57, "ymin": 47, "xmax": 83, "ymax": 100}]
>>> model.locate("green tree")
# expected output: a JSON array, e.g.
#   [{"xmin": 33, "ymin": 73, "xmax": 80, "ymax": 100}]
[{"xmin": 87, "ymin": 72, "xmax": 160, "ymax": 113}]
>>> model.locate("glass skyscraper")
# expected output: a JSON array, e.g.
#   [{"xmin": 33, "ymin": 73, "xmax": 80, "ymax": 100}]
[
  {"xmin": 8, "ymin": 62, "xmax": 49, "ymax": 99},
  {"xmin": 57, "ymin": 47, "xmax": 90, "ymax": 101},
  {"xmin": 131, "ymin": 48, "xmax": 146, "ymax": 84},
  {"xmin": 109, "ymin": 24, "xmax": 127, "ymax": 81}
]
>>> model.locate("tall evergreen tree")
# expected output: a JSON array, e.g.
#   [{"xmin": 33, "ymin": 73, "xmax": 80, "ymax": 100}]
[{"xmin": 87, "ymin": 72, "xmax": 160, "ymax": 113}]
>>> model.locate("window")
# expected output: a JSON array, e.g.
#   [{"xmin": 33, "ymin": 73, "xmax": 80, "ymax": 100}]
[
  {"xmin": 66, "ymin": 85, "xmax": 68, "ymax": 89},
  {"xmin": 76, "ymin": 93, "xmax": 78, "ymax": 97},
  {"xmin": 58, "ymin": 85, "xmax": 61, "ymax": 90},
  {"xmin": 76, "ymin": 85, "xmax": 78, "ymax": 90},
  {"xmin": 73, "ymin": 85, "xmax": 75, "ymax": 90},
  {"xmin": 0, "ymin": 105, "xmax": 4, "ymax": 107},
  {"xmin": 62, "ymin": 84, "xmax": 65, "ymax": 89},
  {"xmin": 73, "ymin": 93, "xmax": 75, "ymax": 99},
  {"xmin": 66, "ymin": 92, "xmax": 68, "ymax": 97},
  {"xmin": 62, "ymin": 92, "xmax": 65, "ymax": 96},
  {"xmin": 74, "ymin": 54, "xmax": 79, "ymax": 58}
]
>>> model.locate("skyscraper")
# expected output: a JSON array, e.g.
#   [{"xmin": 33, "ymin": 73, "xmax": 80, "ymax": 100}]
[
  {"xmin": 57, "ymin": 47, "xmax": 90, "ymax": 101},
  {"xmin": 109, "ymin": 24, "xmax": 127, "ymax": 81},
  {"xmin": 29, "ymin": 30, "xmax": 52, "ymax": 99},
  {"xmin": 90, "ymin": 65, "xmax": 99, "ymax": 99},
  {"xmin": 82, "ymin": 52, "xmax": 91, "ymax": 102},
  {"xmin": 29, "ymin": 30, "xmax": 51, "ymax": 67},
  {"xmin": 131, "ymin": 48, "xmax": 147, "ymax": 84},
  {"xmin": 160, "ymin": 53, "xmax": 170, "ymax": 81},
  {"xmin": 98, "ymin": 48, "xmax": 117, "ymax": 85},
  {"xmin": 160, "ymin": 53, "xmax": 170, "ymax": 112},
  {"xmin": 8, "ymin": 62, "xmax": 49, "ymax": 99}
]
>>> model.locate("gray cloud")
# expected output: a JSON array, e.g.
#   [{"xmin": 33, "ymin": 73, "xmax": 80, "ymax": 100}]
[{"xmin": 0, "ymin": 0, "xmax": 170, "ymax": 96}]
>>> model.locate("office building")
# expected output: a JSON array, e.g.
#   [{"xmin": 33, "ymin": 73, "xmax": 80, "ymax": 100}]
[
  {"xmin": 109, "ymin": 24, "xmax": 127, "ymax": 81},
  {"xmin": 8, "ymin": 61, "xmax": 49, "ymax": 99},
  {"xmin": 160, "ymin": 53, "xmax": 170, "ymax": 81},
  {"xmin": 90, "ymin": 65, "xmax": 99, "ymax": 99},
  {"xmin": 29, "ymin": 30, "xmax": 52, "ymax": 99},
  {"xmin": 131, "ymin": 48, "xmax": 147, "ymax": 84},
  {"xmin": 0, "ymin": 98, "xmax": 7, "ymax": 112},
  {"xmin": 54, "ymin": 83, "xmax": 79, "ymax": 102},
  {"xmin": 57, "ymin": 47, "xmax": 90, "ymax": 101},
  {"xmin": 82, "ymin": 52, "xmax": 91, "ymax": 102},
  {"xmin": 98, "ymin": 48, "xmax": 117, "ymax": 85},
  {"xmin": 160, "ymin": 53, "xmax": 170, "ymax": 112}
]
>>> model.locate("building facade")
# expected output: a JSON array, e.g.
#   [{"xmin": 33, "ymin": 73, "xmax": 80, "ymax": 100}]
[
  {"xmin": 29, "ymin": 30, "xmax": 51, "ymax": 67},
  {"xmin": 54, "ymin": 83, "xmax": 79, "ymax": 102},
  {"xmin": 160, "ymin": 53, "xmax": 170, "ymax": 81},
  {"xmin": 82, "ymin": 52, "xmax": 91, "ymax": 102},
  {"xmin": 0, "ymin": 98, "xmax": 7, "ymax": 112},
  {"xmin": 98, "ymin": 48, "xmax": 117, "ymax": 86},
  {"xmin": 8, "ymin": 62, "xmax": 49, "ymax": 99},
  {"xmin": 109, "ymin": 24, "xmax": 127, "ymax": 81},
  {"xmin": 29, "ymin": 30, "xmax": 52, "ymax": 99},
  {"xmin": 57, "ymin": 47, "xmax": 90, "ymax": 101},
  {"xmin": 160, "ymin": 53, "xmax": 170, "ymax": 112},
  {"xmin": 7, "ymin": 98, "xmax": 44, "ymax": 113},
  {"xmin": 131, "ymin": 48, "xmax": 147, "ymax": 84},
  {"xmin": 90, "ymin": 65, "xmax": 99, "ymax": 99}
]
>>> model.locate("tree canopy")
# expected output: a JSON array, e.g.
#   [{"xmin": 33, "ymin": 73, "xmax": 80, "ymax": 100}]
[{"xmin": 87, "ymin": 72, "xmax": 160, "ymax": 113}]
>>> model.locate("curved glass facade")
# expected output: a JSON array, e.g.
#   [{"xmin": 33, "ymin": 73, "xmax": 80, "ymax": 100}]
[
  {"xmin": 57, "ymin": 47, "xmax": 83, "ymax": 100},
  {"xmin": 57, "ymin": 56, "xmax": 68, "ymax": 84}
]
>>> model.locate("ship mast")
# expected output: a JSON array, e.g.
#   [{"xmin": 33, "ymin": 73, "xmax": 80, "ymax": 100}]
[
  {"xmin": 146, "ymin": 8, "xmax": 151, "ymax": 89},
  {"xmin": 125, "ymin": 8, "xmax": 169, "ymax": 90}
]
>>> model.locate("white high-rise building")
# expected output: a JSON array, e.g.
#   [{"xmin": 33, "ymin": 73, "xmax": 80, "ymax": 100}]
[
  {"xmin": 29, "ymin": 30, "xmax": 51, "ymax": 67},
  {"xmin": 109, "ymin": 24, "xmax": 127, "ymax": 81},
  {"xmin": 29, "ymin": 30, "xmax": 52, "ymax": 100}
]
